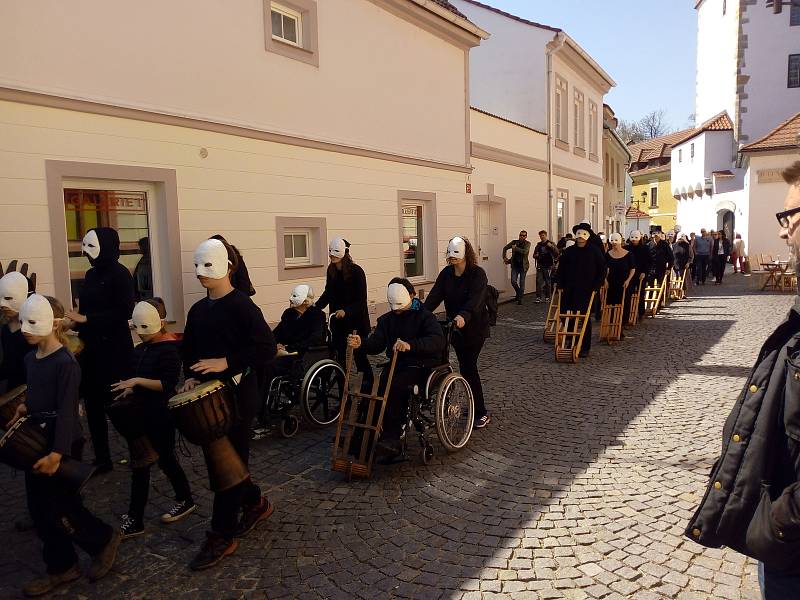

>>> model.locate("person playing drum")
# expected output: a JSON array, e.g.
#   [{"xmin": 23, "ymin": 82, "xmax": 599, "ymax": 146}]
[
  {"xmin": 179, "ymin": 237, "xmax": 276, "ymax": 571},
  {"xmin": 8, "ymin": 294, "xmax": 119, "ymax": 597},
  {"xmin": 109, "ymin": 298, "xmax": 196, "ymax": 539}
]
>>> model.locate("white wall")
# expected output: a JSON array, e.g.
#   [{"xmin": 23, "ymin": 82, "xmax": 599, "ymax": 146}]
[
  {"xmin": 452, "ymin": 0, "xmax": 552, "ymax": 132},
  {"xmin": 671, "ymin": 130, "xmax": 736, "ymax": 196},
  {"xmin": 747, "ymin": 154, "xmax": 798, "ymax": 260},
  {"xmin": 0, "ymin": 0, "xmax": 469, "ymax": 166},
  {"xmin": 695, "ymin": 0, "xmax": 738, "ymax": 126}
]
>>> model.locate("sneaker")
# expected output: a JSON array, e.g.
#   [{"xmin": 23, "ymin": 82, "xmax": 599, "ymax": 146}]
[
  {"xmin": 189, "ymin": 532, "xmax": 238, "ymax": 571},
  {"xmin": 545, "ymin": 296, "xmax": 551, "ymax": 302},
  {"xmin": 535, "ymin": 297, "xmax": 542, "ymax": 303},
  {"xmin": 120, "ymin": 515, "xmax": 144, "ymax": 539},
  {"xmin": 236, "ymin": 496, "xmax": 275, "ymax": 537},
  {"xmin": 88, "ymin": 529, "xmax": 121, "ymax": 581},
  {"xmin": 23, "ymin": 564, "xmax": 81, "ymax": 597},
  {"xmin": 474, "ymin": 414, "xmax": 492, "ymax": 429},
  {"xmin": 161, "ymin": 500, "xmax": 197, "ymax": 524}
]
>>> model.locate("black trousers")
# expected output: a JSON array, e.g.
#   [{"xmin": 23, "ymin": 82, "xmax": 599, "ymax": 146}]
[
  {"xmin": 211, "ymin": 373, "xmax": 262, "ymax": 539},
  {"xmin": 451, "ymin": 334, "xmax": 487, "ymax": 418},
  {"xmin": 83, "ymin": 384, "xmax": 112, "ymax": 465},
  {"xmin": 694, "ymin": 255, "xmax": 710, "ymax": 283},
  {"xmin": 712, "ymin": 255, "xmax": 727, "ymax": 283},
  {"xmin": 129, "ymin": 420, "xmax": 193, "ymax": 523},
  {"xmin": 376, "ymin": 365, "xmax": 429, "ymax": 438},
  {"xmin": 26, "ymin": 471, "xmax": 113, "ymax": 575}
]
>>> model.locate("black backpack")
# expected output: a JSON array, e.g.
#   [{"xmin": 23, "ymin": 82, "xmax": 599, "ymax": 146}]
[{"xmin": 485, "ymin": 285, "xmax": 499, "ymax": 326}]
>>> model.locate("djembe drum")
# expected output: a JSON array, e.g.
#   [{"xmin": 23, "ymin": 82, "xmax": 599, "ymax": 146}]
[
  {"xmin": 168, "ymin": 380, "xmax": 249, "ymax": 492},
  {"xmin": 0, "ymin": 385, "xmax": 26, "ymax": 429},
  {"xmin": 0, "ymin": 416, "xmax": 95, "ymax": 493},
  {"xmin": 107, "ymin": 397, "xmax": 159, "ymax": 468}
]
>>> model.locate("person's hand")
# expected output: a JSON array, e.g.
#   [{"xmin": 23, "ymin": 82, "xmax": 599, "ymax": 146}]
[
  {"xmin": 33, "ymin": 452, "xmax": 61, "ymax": 476},
  {"xmin": 7, "ymin": 403, "xmax": 26, "ymax": 428},
  {"xmin": 112, "ymin": 387, "xmax": 134, "ymax": 402},
  {"xmin": 393, "ymin": 339, "xmax": 411, "ymax": 353},
  {"xmin": 191, "ymin": 358, "xmax": 228, "ymax": 375},
  {"xmin": 503, "ymin": 257, "xmax": 510, "ymax": 265},
  {"xmin": 334, "ymin": 310, "xmax": 346, "ymax": 319},
  {"xmin": 347, "ymin": 334, "xmax": 361, "ymax": 349},
  {"xmin": 65, "ymin": 310, "xmax": 87, "ymax": 324},
  {"xmin": 110, "ymin": 378, "xmax": 139, "ymax": 393},
  {"xmin": 179, "ymin": 378, "xmax": 200, "ymax": 393},
  {"xmin": 454, "ymin": 315, "xmax": 466, "ymax": 329},
  {"xmin": 276, "ymin": 343, "xmax": 286, "ymax": 352}
]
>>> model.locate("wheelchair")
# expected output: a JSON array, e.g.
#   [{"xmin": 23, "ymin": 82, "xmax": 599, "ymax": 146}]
[{"xmin": 256, "ymin": 321, "xmax": 345, "ymax": 438}]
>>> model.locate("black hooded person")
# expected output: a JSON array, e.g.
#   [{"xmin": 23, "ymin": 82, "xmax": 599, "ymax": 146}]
[
  {"xmin": 648, "ymin": 230, "xmax": 674, "ymax": 286},
  {"xmin": 625, "ymin": 230, "xmax": 653, "ymax": 317},
  {"xmin": 554, "ymin": 224, "xmax": 606, "ymax": 357},
  {"xmin": 64, "ymin": 227, "xmax": 134, "ymax": 473}
]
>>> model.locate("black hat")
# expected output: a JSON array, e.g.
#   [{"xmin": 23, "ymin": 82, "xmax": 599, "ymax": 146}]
[{"xmin": 572, "ymin": 222, "xmax": 594, "ymax": 236}]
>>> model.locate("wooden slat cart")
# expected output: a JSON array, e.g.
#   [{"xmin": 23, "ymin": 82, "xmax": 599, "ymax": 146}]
[
  {"xmin": 554, "ymin": 291, "xmax": 596, "ymax": 363},
  {"xmin": 542, "ymin": 287, "xmax": 561, "ymax": 343},
  {"xmin": 643, "ymin": 275, "xmax": 667, "ymax": 318},
  {"xmin": 599, "ymin": 282, "xmax": 627, "ymax": 344},
  {"xmin": 669, "ymin": 267, "xmax": 689, "ymax": 301},
  {"xmin": 627, "ymin": 274, "xmax": 646, "ymax": 326}
]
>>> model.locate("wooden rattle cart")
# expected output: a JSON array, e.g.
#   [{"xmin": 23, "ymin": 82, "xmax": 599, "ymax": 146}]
[
  {"xmin": 554, "ymin": 291, "xmax": 596, "ymax": 363},
  {"xmin": 599, "ymin": 282, "xmax": 627, "ymax": 344},
  {"xmin": 669, "ymin": 266, "xmax": 689, "ymax": 301},
  {"xmin": 643, "ymin": 275, "xmax": 667, "ymax": 318},
  {"xmin": 627, "ymin": 274, "xmax": 646, "ymax": 326},
  {"xmin": 543, "ymin": 287, "xmax": 561, "ymax": 343}
]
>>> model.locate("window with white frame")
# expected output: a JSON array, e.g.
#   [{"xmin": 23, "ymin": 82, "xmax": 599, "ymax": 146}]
[
  {"xmin": 556, "ymin": 190, "xmax": 568, "ymax": 239},
  {"xmin": 590, "ymin": 195, "xmax": 598, "ymax": 229},
  {"xmin": 555, "ymin": 76, "xmax": 569, "ymax": 144},
  {"xmin": 574, "ymin": 89, "xmax": 586, "ymax": 149},
  {"xmin": 678, "ymin": 148, "xmax": 683, "ymax": 162},
  {"xmin": 605, "ymin": 153, "xmax": 610, "ymax": 182},
  {"xmin": 792, "ymin": 4, "xmax": 800, "ymax": 26},
  {"xmin": 398, "ymin": 191, "xmax": 437, "ymax": 283},
  {"xmin": 271, "ymin": 3, "xmax": 302, "ymax": 46},
  {"xmin": 649, "ymin": 184, "xmax": 658, "ymax": 208},
  {"xmin": 588, "ymin": 101, "xmax": 598, "ymax": 156},
  {"xmin": 690, "ymin": 143, "xmax": 695, "ymax": 160},
  {"xmin": 789, "ymin": 54, "xmax": 800, "ymax": 88},
  {"xmin": 283, "ymin": 230, "xmax": 311, "ymax": 266}
]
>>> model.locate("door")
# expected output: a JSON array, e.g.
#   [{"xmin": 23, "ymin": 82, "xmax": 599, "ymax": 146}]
[{"xmin": 475, "ymin": 201, "xmax": 506, "ymax": 291}]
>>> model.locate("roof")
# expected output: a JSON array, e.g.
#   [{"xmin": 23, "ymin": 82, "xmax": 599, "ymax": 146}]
[
  {"xmin": 740, "ymin": 112, "xmax": 800, "ymax": 153},
  {"xmin": 712, "ymin": 170, "xmax": 735, "ymax": 177},
  {"xmin": 627, "ymin": 128, "xmax": 695, "ymax": 163},
  {"xmin": 670, "ymin": 111, "xmax": 734, "ymax": 146},
  {"xmin": 428, "ymin": 0, "xmax": 469, "ymax": 19},
  {"xmin": 407, "ymin": 0, "xmax": 489, "ymax": 39},
  {"xmin": 458, "ymin": 0, "xmax": 561, "ymax": 32},
  {"xmin": 626, "ymin": 205, "xmax": 650, "ymax": 218},
  {"xmin": 629, "ymin": 164, "xmax": 670, "ymax": 178},
  {"xmin": 470, "ymin": 106, "xmax": 547, "ymax": 135}
]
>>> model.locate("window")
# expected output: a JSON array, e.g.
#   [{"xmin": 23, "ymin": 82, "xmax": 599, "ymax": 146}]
[
  {"xmin": 283, "ymin": 231, "xmax": 310, "ymax": 266},
  {"xmin": 649, "ymin": 184, "xmax": 658, "ymax": 208},
  {"xmin": 556, "ymin": 190, "xmax": 568, "ymax": 239},
  {"xmin": 271, "ymin": 4, "xmax": 301, "ymax": 46},
  {"xmin": 401, "ymin": 205, "xmax": 424, "ymax": 278},
  {"xmin": 791, "ymin": 3, "xmax": 800, "ymax": 25},
  {"xmin": 398, "ymin": 191, "xmax": 437, "ymax": 282},
  {"xmin": 690, "ymin": 143, "xmax": 695, "ymax": 160},
  {"xmin": 590, "ymin": 196, "xmax": 598, "ymax": 230},
  {"xmin": 679, "ymin": 148, "xmax": 683, "ymax": 162},
  {"xmin": 790, "ymin": 54, "xmax": 800, "ymax": 88},
  {"xmin": 554, "ymin": 76, "xmax": 569, "ymax": 145},
  {"xmin": 263, "ymin": 0, "xmax": 319, "ymax": 67},
  {"xmin": 722, "ymin": 0, "xmax": 726, "ymax": 15},
  {"xmin": 605, "ymin": 153, "xmax": 610, "ymax": 182},
  {"xmin": 574, "ymin": 89, "xmax": 586, "ymax": 149},
  {"xmin": 617, "ymin": 164, "xmax": 622, "ymax": 190},
  {"xmin": 588, "ymin": 101, "xmax": 598, "ymax": 157}
]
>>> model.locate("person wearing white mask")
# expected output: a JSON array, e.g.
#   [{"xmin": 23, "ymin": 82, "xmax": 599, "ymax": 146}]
[
  {"xmin": 605, "ymin": 233, "xmax": 636, "ymax": 328},
  {"xmin": 63, "ymin": 227, "xmax": 135, "ymax": 474},
  {"xmin": 316, "ymin": 238, "xmax": 373, "ymax": 392},
  {"xmin": 0, "ymin": 269, "xmax": 33, "ymax": 391},
  {"xmin": 554, "ymin": 224, "xmax": 607, "ymax": 357},
  {"xmin": 625, "ymin": 230, "xmax": 653, "ymax": 318},
  {"xmin": 423, "ymin": 237, "xmax": 492, "ymax": 429},
  {"xmin": 178, "ymin": 237, "xmax": 276, "ymax": 571},
  {"xmin": 9, "ymin": 294, "xmax": 120, "ymax": 597},
  {"xmin": 348, "ymin": 278, "xmax": 444, "ymax": 455},
  {"xmin": 109, "ymin": 298, "xmax": 196, "ymax": 539}
]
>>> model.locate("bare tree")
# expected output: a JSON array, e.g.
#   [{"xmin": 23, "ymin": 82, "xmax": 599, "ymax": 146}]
[
  {"xmin": 638, "ymin": 109, "xmax": 671, "ymax": 139},
  {"xmin": 617, "ymin": 119, "xmax": 645, "ymax": 144}
]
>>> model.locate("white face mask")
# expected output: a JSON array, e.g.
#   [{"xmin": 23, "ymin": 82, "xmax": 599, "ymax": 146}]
[
  {"xmin": 387, "ymin": 283, "xmax": 412, "ymax": 311},
  {"xmin": 630, "ymin": 231, "xmax": 642, "ymax": 242},
  {"xmin": 132, "ymin": 301, "xmax": 163, "ymax": 335},
  {"xmin": 290, "ymin": 284, "xmax": 313, "ymax": 307},
  {"xmin": 609, "ymin": 233, "xmax": 623, "ymax": 245},
  {"xmin": 447, "ymin": 237, "xmax": 466, "ymax": 259},
  {"xmin": 329, "ymin": 238, "xmax": 347, "ymax": 259},
  {"xmin": 19, "ymin": 294, "xmax": 56, "ymax": 336},
  {"xmin": 0, "ymin": 271, "xmax": 29, "ymax": 312},
  {"xmin": 82, "ymin": 230, "xmax": 101, "ymax": 260},
  {"xmin": 193, "ymin": 239, "xmax": 230, "ymax": 279},
  {"xmin": 575, "ymin": 230, "xmax": 591, "ymax": 241}
]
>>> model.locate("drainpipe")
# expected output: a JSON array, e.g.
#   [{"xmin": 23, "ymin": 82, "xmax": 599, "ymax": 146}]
[{"xmin": 546, "ymin": 33, "xmax": 565, "ymax": 237}]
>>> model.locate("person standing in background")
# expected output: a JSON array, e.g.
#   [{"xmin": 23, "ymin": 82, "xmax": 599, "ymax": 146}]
[
  {"xmin": 132, "ymin": 237, "xmax": 153, "ymax": 301},
  {"xmin": 502, "ymin": 231, "xmax": 531, "ymax": 305},
  {"xmin": 733, "ymin": 233, "xmax": 746, "ymax": 274},
  {"xmin": 532, "ymin": 231, "xmax": 559, "ymax": 303},
  {"xmin": 693, "ymin": 229, "xmax": 712, "ymax": 285}
]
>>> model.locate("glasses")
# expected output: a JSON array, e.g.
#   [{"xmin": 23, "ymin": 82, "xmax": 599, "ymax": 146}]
[{"xmin": 776, "ymin": 206, "xmax": 800, "ymax": 228}]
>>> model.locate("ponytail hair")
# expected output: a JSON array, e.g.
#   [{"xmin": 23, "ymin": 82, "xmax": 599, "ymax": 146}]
[{"xmin": 44, "ymin": 296, "xmax": 69, "ymax": 348}]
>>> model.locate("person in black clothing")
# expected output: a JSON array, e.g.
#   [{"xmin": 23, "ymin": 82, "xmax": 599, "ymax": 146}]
[
  {"xmin": 625, "ymin": 230, "xmax": 652, "ymax": 317},
  {"xmin": 556, "ymin": 233, "xmax": 573, "ymax": 251},
  {"xmin": 711, "ymin": 230, "xmax": 732, "ymax": 285},
  {"xmin": 132, "ymin": 237, "xmax": 153, "ymax": 301},
  {"xmin": 210, "ymin": 234, "xmax": 255, "ymax": 296},
  {"xmin": 179, "ymin": 237, "xmax": 276, "ymax": 571},
  {"xmin": 0, "ymin": 269, "xmax": 32, "ymax": 392},
  {"xmin": 555, "ymin": 224, "xmax": 606, "ymax": 357},
  {"xmin": 316, "ymin": 238, "xmax": 373, "ymax": 392},
  {"xmin": 64, "ymin": 227, "xmax": 134, "ymax": 474},
  {"xmin": 9, "ymin": 294, "xmax": 119, "ymax": 598},
  {"xmin": 672, "ymin": 234, "xmax": 692, "ymax": 276},
  {"xmin": 605, "ymin": 233, "xmax": 636, "ymax": 328},
  {"xmin": 109, "ymin": 298, "xmax": 196, "ymax": 539},
  {"xmin": 423, "ymin": 237, "xmax": 492, "ymax": 429},
  {"xmin": 532, "ymin": 231, "xmax": 559, "ymax": 302},
  {"xmin": 648, "ymin": 230, "xmax": 674, "ymax": 287},
  {"xmin": 348, "ymin": 278, "xmax": 445, "ymax": 455}
]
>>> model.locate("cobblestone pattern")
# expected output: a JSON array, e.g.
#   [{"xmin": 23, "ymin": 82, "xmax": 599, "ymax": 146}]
[{"xmin": 0, "ymin": 275, "xmax": 793, "ymax": 599}]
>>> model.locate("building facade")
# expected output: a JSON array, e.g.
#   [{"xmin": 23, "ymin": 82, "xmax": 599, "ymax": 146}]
[{"xmin": 602, "ymin": 104, "xmax": 632, "ymax": 234}]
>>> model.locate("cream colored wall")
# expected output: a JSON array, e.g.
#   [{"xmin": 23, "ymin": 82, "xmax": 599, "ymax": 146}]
[
  {"xmin": 0, "ymin": 0, "xmax": 468, "ymax": 167},
  {"xmin": 470, "ymin": 110, "xmax": 547, "ymax": 158},
  {"xmin": 0, "ymin": 100, "xmax": 472, "ymax": 323},
  {"xmin": 552, "ymin": 175, "xmax": 603, "ymax": 233},
  {"xmin": 602, "ymin": 133, "xmax": 629, "ymax": 231}
]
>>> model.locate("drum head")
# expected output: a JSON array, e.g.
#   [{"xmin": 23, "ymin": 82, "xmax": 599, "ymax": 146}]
[{"xmin": 168, "ymin": 379, "xmax": 225, "ymax": 409}]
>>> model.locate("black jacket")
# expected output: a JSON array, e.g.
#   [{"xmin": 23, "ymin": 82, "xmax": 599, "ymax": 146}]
[
  {"xmin": 673, "ymin": 241, "xmax": 692, "ymax": 271},
  {"xmin": 712, "ymin": 238, "xmax": 732, "ymax": 257},
  {"xmin": 273, "ymin": 306, "xmax": 326, "ymax": 353},
  {"xmin": 555, "ymin": 243, "xmax": 606, "ymax": 294},
  {"xmin": 649, "ymin": 240, "xmax": 674, "ymax": 278},
  {"xmin": 76, "ymin": 227, "xmax": 135, "ymax": 385},
  {"xmin": 0, "ymin": 324, "xmax": 29, "ymax": 391},
  {"xmin": 363, "ymin": 307, "xmax": 445, "ymax": 369},
  {"xmin": 687, "ymin": 305, "xmax": 800, "ymax": 573},
  {"xmin": 424, "ymin": 264, "xmax": 489, "ymax": 341},
  {"xmin": 126, "ymin": 338, "xmax": 181, "ymax": 414},
  {"xmin": 316, "ymin": 263, "xmax": 371, "ymax": 335},
  {"xmin": 626, "ymin": 241, "xmax": 653, "ymax": 277}
]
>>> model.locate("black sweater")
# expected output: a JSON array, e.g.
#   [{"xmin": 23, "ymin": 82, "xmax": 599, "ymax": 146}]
[
  {"xmin": 316, "ymin": 264, "xmax": 371, "ymax": 334},
  {"xmin": 626, "ymin": 242, "xmax": 653, "ymax": 276},
  {"xmin": 273, "ymin": 306, "xmax": 326, "ymax": 353},
  {"xmin": 24, "ymin": 347, "xmax": 81, "ymax": 456},
  {"xmin": 424, "ymin": 264, "xmax": 489, "ymax": 341},
  {"xmin": 182, "ymin": 289, "xmax": 276, "ymax": 381},
  {"xmin": 0, "ymin": 324, "xmax": 29, "ymax": 391},
  {"xmin": 126, "ymin": 338, "xmax": 181, "ymax": 413},
  {"xmin": 363, "ymin": 307, "xmax": 445, "ymax": 369},
  {"xmin": 556, "ymin": 243, "xmax": 607, "ymax": 293}
]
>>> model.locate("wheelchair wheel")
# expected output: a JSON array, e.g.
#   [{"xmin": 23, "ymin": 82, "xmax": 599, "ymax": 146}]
[
  {"xmin": 300, "ymin": 359, "xmax": 345, "ymax": 428},
  {"xmin": 434, "ymin": 373, "xmax": 474, "ymax": 451},
  {"xmin": 280, "ymin": 415, "xmax": 300, "ymax": 438}
]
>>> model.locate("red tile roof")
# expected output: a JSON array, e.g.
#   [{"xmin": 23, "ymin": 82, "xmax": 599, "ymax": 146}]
[
  {"xmin": 670, "ymin": 111, "xmax": 734, "ymax": 146},
  {"xmin": 459, "ymin": 0, "xmax": 561, "ymax": 32},
  {"xmin": 626, "ymin": 206, "xmax": 650, "ymax": 218},
  {"xmin": 740, "ymin": 112, "xmax": 800, "ymax": 153},
  {"xmin": 627, "ymin": 128, "xmax": 695, "ymax": 164},
  {"xmin": 428, "ymin": 0, "xmax": 469, "ymax": 20}
]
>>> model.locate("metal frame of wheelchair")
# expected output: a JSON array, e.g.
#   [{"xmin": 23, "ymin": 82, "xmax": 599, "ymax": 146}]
[
  {"xmin": 554, "ymin": 291, "xmax": 596, "ymax": 363},
  {"xmin": 258, "ymin": 322, "xmax": 346, "ymax": 438},
  {"xmin": 332, "ymin": 321, "xmax": 475, "ymax": 480}
]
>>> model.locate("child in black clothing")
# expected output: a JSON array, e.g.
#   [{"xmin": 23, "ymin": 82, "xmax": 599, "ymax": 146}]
[
  {"xmin": 9, "ymin": 294, "xmax": 119, "ymax": 598},
  {"xmin": 110, "ymin": 298, "xmax": 196, "ymax": 539},
  {"xmin": 179, "ymin": 238, "xmax": 276, "ymax": 571}
]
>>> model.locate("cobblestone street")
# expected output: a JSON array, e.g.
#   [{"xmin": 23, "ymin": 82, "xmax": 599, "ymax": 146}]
[{"xmin": 0, "ymin": 275, "xmax": 793, "ymax": 599}]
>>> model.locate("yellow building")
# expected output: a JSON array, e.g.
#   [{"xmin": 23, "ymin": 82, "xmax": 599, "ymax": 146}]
[{"xmin": 627, "ymin": 129, "xmax": 692, "ymax": 232}]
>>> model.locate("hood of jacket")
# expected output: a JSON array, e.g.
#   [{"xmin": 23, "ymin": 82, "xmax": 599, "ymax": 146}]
[{"xmin": 87, "ymin": 227, "xmax": 121, "ymax": 268}]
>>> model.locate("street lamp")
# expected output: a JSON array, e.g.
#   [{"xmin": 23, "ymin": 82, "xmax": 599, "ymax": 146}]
[{"xmin": 637, "ymin": 190, "xmax": 647, "ymax": 231}]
